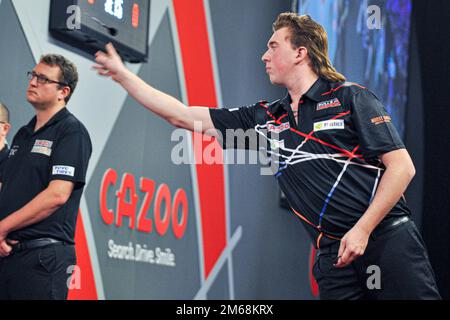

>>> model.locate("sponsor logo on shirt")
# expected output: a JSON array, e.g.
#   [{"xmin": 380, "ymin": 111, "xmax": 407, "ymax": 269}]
[
  {"xmin": 52, "ymin": 165, "xmax": 75, "ymax": 177},
  {"xmin": 31, "ymin": 139, "xmax": 53, "ymax": 157},
  {"xmin": 267, "ymin": 122, "xmax": 291, "ymax": 134},
  {"xmin": 314, "ymin": 119, "xmax": 345, "ymax": 132},
  {"xmin": 9, "ymin": 145, "xmax": 19, "ymax": 157},
  {"xmin": 316, "ymin": 98, "xmax": 342, "ymax": 111},
  {"xmin": 371, "ymin": 115, "xmax": 392, "ymax": 125}
]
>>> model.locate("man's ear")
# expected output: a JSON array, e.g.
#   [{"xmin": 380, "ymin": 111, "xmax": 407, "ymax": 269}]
[
  {"xmin": 296, "ymin": 46, "xmax": 309, "ymax": 62},
  {"xmin": 4, "ymin": 123, "xmax": 11, "ymax": 135},
  {"xmin": 58, "ymin": 86, "xmax": 71, "ymax": 102},
  {"xmin": 1, "ymin": 123, "xmax": 11, "ymax": 136}
]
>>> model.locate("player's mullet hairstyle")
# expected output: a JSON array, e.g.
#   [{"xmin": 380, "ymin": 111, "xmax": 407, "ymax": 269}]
[{"xmin": 273, "ymin": 12, "xmax": 346, "ymax": 83}]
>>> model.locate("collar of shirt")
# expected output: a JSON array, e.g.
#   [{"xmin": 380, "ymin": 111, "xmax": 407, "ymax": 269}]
[
  {"xmin": 25, "ymin": 107, "xmax": 70, "ymax": 136},
  {"xmin": 0, "ymin": 144, "xmax": 9, "ymax": 155},
  {"xmin": 273, "ymin": 77, "xmax": 332, "ymax": 114}
]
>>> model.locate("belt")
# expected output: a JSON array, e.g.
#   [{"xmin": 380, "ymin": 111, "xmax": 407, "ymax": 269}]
[
  {"xmin": 318, "ymin": 216, "xmax": 410, "ymax": 255},
  {"xmin": 11, "ymin": 238, "xmax": 64, "ymax": 253},
  {"xmin": 371, "ymin": 216, "xmax": 410, "ymax": 240}
]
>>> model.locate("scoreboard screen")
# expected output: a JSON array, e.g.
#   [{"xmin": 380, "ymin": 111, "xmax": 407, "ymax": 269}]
[{"xmin": 50, "ymin": 0, "xmax": 150, "ymax": 63}]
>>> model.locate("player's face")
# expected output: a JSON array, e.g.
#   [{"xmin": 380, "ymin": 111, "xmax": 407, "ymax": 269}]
[
  {"xmin": 262, "ymin": 27, "xmax": 298, "ymax": 86},
  {"xmin": 26, "ymin": 63, "xmax": 66, "ymax": 109}
]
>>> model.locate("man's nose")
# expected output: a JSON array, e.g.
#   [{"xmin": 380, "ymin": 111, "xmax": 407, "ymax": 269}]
[
  {"xmin": 262, "ymin": 50, "xmax": 269, "ymax": 62},
  {"xmin": 29, "ymin": 76, "xmax": 38, "ymax": 86}
]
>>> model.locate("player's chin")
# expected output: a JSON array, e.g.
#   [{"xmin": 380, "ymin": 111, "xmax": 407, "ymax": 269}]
[{"xmin": 268, "ymin": 76, "xmax": 282, "ymax": 86}]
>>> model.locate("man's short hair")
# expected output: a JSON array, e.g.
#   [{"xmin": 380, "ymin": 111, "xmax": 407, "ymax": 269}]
[
  {"xmin": 40, "ymin": 54, "xmax": 79, "ymax": 104},
  {"xmin": 0, "ymin": 102, "xmax": 10, "ymax": 123}
]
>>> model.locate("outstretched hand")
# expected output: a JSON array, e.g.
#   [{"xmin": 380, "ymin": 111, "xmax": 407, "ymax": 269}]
[{"xmin": 93, "ymin": 43, "xmax": 127, "ymax": 82}]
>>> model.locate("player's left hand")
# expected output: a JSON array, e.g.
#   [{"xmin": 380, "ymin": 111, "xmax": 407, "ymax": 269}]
[{"xmin": 334, "ymin": 225, "xmax": 370, "ymax": 268}]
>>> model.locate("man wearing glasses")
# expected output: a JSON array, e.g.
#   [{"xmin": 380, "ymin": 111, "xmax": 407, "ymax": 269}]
[
  {"xmin": 0, "ymin": 103, "xmax": 11, "ymax": 178},
  {"xmin": 0, "ymin": 55, "xmax": 92, "ymax": 300}
]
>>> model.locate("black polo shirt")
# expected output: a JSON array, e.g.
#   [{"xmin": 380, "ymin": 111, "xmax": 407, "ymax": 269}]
[
  {"xmin": 209, "ymin": 77, "xmax": 410, "ymax": 246},
  {"xmin": 0, "ymin": 108, "xmax": 92, "ymax": 244}
]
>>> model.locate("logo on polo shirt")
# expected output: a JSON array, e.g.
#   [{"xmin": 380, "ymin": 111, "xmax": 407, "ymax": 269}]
[
  {"xmin": 267, "ymin": 122, "xmax": 291, "ymax": 134},
  {"xmin": 52, "ymin": 165, "xmax": 75, "ymax": 177},
  {"xmin": 314, "ymin": 119, "xmax": 345, "ymax": 132},
  {"xmin": 316, "ymin": 98, "xmax": 342, "ymax": 111},
  {"xmin": 31, "ymin": 139, "xmax": 53, "ymax": 157},
  {"xmin": 371, "ymin": 115, "xmax": 392, "ymax": 125},
  {"xmin": 9, "ymin": 145, "xmax": 19, "ymax": 157}
]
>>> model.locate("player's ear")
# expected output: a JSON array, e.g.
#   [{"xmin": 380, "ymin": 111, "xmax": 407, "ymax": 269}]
[{"xmin": 296, "ymin": 46, "xmax": 308, "ymax": 62}]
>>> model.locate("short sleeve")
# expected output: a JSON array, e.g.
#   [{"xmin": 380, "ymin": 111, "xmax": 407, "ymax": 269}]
[
  {"xmin": 209, "ymin": 104, "xmax": 265, "ymax": 150},
  {"xmin": 351, "ymin": 89, "xmax": 405, "ymax": 159},
  {"xmin": 49, "ymin": 128, "xmax": 92, "ymax": 188}
]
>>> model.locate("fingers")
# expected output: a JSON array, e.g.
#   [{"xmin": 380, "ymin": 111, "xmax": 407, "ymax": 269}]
[
  {"xmin": 92, "ymin": 64, "xmax": 106, "ymax": 71},
  {"xmin": 336, "ymin": 248, "xmax": 353, "ymax": 268},
  {"xmin": 95, "ymin": 43, "xmax": 119, "ymax": 64},
  {"xmin": 334, "ymin": 238, "xmax": 345, "ymax": 267},
  {"xmin": 337, "ymin": 238, "xmax": 345, "ymax": 259},
  {"xmin": 94, "ymin": 43, "xmax": 123, "ymax": 76},
  {"xmin": 335, "ymin": 246, "xmax": 364, "ymax": 268},
  {"xmin": 95, "ymin": 50, "xmax": 109, "ymax": 65},
  {"xmin": 106, "ymin": 42, "xmax": 119, "ymax": 57},
  {"xmin": 98, "ymin": 70, "xmax": 113, "ymax": 77},
  {"xmin": 92, "ymin": 64, "xmax": 112, "ymax": 77},
  {"xmin": 0, "ymin": 240, "xmax": 12, "ymax": 258}
]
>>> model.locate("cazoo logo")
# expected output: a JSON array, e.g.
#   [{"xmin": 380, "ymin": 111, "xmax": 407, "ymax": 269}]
[{"xmin": 100, "ymin": 168, "xmax": 189, "ymax": 239}]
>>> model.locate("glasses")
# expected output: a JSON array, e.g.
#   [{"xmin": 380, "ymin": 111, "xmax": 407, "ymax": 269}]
[{"xmin": 26, "ymin": 71, "xmax": 68, "ymax": 87}]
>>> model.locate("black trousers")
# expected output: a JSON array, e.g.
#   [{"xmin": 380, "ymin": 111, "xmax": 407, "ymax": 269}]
[
  {"xmin": 0, "ymin": 243, "xmax": 76, "ymax": 300},
  {"xmin": 313, "ymin": 220, "xmax": 442, "ymax": 300}
]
